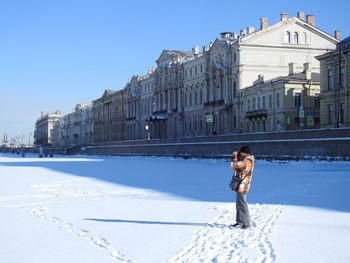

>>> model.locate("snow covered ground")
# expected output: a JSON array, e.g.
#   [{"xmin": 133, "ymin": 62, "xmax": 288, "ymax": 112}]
[{"xmin": 0, "ymin": 153, "xmax": 349, "ymax": 263}]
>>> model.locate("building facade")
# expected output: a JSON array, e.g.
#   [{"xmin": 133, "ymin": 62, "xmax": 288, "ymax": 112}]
[
  {"xmin": 316, "ymin": 36, "xmax": 350, "ymax": 128},
  {"xmin": 91, "ymin": 12, "xmax": 339, "ymax": 142},
  {"xmin": 47, "ymin": 104, "xmax": 93, "ymax": 147},
  {"xmin": 39, "ymin": 12, "xmax": 343, "ymax": 145},
  {"xmin": 93, "ymin": 89, "xmax": 126, "ymax": 142},
  {"xmin": 238, "ymin": 63, "xmax": 321, "ymax": 133},
  {"xmin": 34, "ymin": 111, "xmax": 63, "ymax": 146}
]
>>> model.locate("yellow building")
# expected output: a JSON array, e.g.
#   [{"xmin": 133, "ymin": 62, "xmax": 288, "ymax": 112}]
[
  {"xmin": 238, "ymin": 63, "xmax": 321, "ymax": 133},
  {"xmin": 316, "ymin": 36, "xmax": 350, "ymax": 128}
]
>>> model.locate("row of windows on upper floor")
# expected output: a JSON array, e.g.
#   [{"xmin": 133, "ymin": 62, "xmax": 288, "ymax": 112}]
[
  {"xmin": 183, "ymin": 54, "xmax": 238, "ymax": 80},
  {"xmin": 184, "ymin": 63, "xmax": 205, "ymax": 79},
  {"xmin": 243, "ymin": 93, "xmax": 320, "ymax": 112},
  {"xmin": 141, "ymin": 82, "xmax": 155, "ymax": 94},
  {"xmin": 327, "ymin": 103, "xmax": 345, "ymax": 125},
  {"xmin": 244, "ymin": 94, "xmax": 279, "ymax": 112},
  {"xmin": 283, "ymin": 31, "xmax": 307, "ymax": 45},
  {"xmin": 327, "ymin": 67, "xmax": 345, "ymax": 90}
]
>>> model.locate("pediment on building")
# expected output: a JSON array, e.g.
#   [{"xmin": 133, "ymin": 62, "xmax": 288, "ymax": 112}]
[
  {"xmin": 102, "ymin": 89, "xmax": 116, "ymax": 99},
  {"xmin": 156, "ymin": 49, "xmax": 193, "ymax": 66},
  {"xmin": 208, "ymin": 39, "xmax": 226, "ymax": 55},
  {"xmin": 129, "ymin": 75, "xmax": 140, "ymax": 85},
  {"xmin": 240, "ymin": 17, "xmax": 339, "ymax": 48}
]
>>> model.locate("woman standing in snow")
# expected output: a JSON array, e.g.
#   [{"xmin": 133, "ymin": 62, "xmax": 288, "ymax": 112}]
[{"xmin": 230, "ymin": 145, "xmax": 255, "ymax": 229}]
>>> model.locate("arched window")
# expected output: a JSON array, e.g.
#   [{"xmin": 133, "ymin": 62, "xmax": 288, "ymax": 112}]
[
  {"xmin": 284, "ymin": 31, "xmax": 291, "ymax": 43},
  {"xmin": 233, "ymin": 81, "xmax": 237, "ymax": 98},
  {"xmin": 293, "ymin": 32, "xmax": 299, "ymax": 44},
  {"xmin": 303, "ymin": 32, "xmax": 307, "ymax": 44}
]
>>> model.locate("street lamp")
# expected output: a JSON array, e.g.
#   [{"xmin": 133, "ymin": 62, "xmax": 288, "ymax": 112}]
[
  {"xmin": 28, "ymin": 133, "xmax": 32, "ymax": 147},
  {"xmin": 145, "ymin": 124, "xmax": 150, "ymax": 140}
]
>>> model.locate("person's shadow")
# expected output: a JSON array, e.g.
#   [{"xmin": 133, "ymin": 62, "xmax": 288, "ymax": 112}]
[{"xmin": 84, "ymin": 218, "xmax": 229, "ymax": 228}]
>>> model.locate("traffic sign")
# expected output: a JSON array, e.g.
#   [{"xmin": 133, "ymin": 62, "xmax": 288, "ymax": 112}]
[{"xmin": 206, "ymin": 114, "xmax": 214, "ymax": 123}]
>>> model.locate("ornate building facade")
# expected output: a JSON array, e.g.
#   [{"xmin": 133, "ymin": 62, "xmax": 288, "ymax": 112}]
[
  {"xmin": 40, "ymin": 12, "xmax": 342, "ymax": 145},
  {"xmin": 34, "ymin": 111, "xmax": 63, "ymax": 146},
  {"xmin": 49, "ymin": 104, "xmax": 93, "ymax": 146}
]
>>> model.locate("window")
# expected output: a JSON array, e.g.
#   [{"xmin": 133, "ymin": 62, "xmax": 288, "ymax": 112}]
[
  {"xmin": 233, "ymin": 81, "xmax": 237, "ymax": 98},
  {"xmin": 340, "ymin": 103, "xmax": 345, "ymax": 124},
  {"xmin": 328, "ymin": 70, "xmax": 334, "ymax": 90},
  {"xmin": 293, "ymin": 32, "xmax": 299, "ymax": 44},
  {"xmin": 206, "ymin": 86, "xmax": 209, "ymax": 102},
  {"xmin": 284, "ymin": 31, "xmax": 291, "ymax": 43},
  {"xmin": 303, "ymin": 32, "xmax": 307, "ymax": 44},
  {"xmin": 195, "ymin": 66, "xmax": 198, "ymax": 75},
  {"xmin": 220, "ymin": 84, "xmax": 223, "ymax": 99},
  {"xmin": 276, "ymin": 93, "xmax": 280, "ymax": 108},
  {"xmin": 269, "ymin": 95, "xmax": 272, "ymax": 109},
  {"xmin": 190, "ymin": 68, "xmax": 193, "ymax": 77},
  {"xmin": 340, "ymin": 67, "xmax": 345, "ymax": 88},
  {"xmin": 200, "ymin": 64, "xmax": 203, "ymax": 73},
  {"xmin": 233, "ymin": 53, "xmax": 237, "ymax": 63},
  {"xmin": 314, "ymin": 94, "xmax": 320, "ymax": 108},
  {"xmin": 247, "ymin": 99, "xmax": 251, "ymax": 111},
  {"xmin": 262, "ymin": 96, "xmax": 266, "ymax": 109},
  {"xmin": 189, "ymin": 118, "xmax": 192, "ymax": 133},
  {"xmin": 195, "ymin": 90, "xmax": 198, "ymax": 105},
  {"xmin": 295, "ymin": 93, "xmax": 301, "ymax": 107},
  {"xmin": 200, "ymin": 90, "xmax": 203, "ymax": 104},
  {"xmin": 257, "ymin": 97, "xmax": 261, "ymax": 110},
  {"xmin": 253, "ymin": 98, "xmax": 256, "ymax": 110},
  {"xmin": 328, "ymin": 104, "xmax": 333, "ymax": 124}
]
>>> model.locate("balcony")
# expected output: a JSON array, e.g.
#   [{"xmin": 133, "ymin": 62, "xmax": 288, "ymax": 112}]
[
  {"xmin": 245, "ymin": 109, "xmax": 268, "ymax": 119},
  {"xmin": 153, "ymin": 109, "xmax": 167, "ymax": 114},
  {"xmin": 204, "ymin": 99, "xmax": 225, "ymax": 108}
]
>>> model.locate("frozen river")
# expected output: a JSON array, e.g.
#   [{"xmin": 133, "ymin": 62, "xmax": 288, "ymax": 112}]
[{"xmin": 0, "ymin": 154, "xmax": 350, "ymax": 263}]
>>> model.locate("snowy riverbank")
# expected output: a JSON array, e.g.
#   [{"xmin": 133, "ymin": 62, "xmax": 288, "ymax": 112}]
[{"xmin": 0, "ymin": 154, "xmax": 349, "ymax": 262}]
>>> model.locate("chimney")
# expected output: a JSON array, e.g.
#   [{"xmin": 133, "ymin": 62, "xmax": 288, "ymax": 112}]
[
  {"xmin": 289, "ymin": 63, "xmax": 296, "ymax": 75},
  {"xmin": 202, "ymin": 45, "xmax": 209, "ymax": 52},
  {"xmin": 220, "ymin": 32, "xmax": 233, "ymax": 39},
  {"xmin": 303, "ymin": 63, "xmax": 312, "ymax": 80},
  {"xmin": 260, "ymin": 17, "xmax": 268, "ymax": 30},
  {"xmin": 240, "ymin": 28, "xmax": 247, "ymax": 36},
  {"xmin": 192, "ymin": 46, "xmax": 199, "ymax": 55},
  {"xmin": 297, "ymin": 12, "xmax": 305, "ymax": 21},
  {"xmin": 306, "ymin": 15, "xmax": 315, "ymax": 26},
  {"xmin": 247, "ymin": 26, "xmax": 255, "ymax": 34},
  {"xmin": 280, "ymin": 13, "xmax": 288, "ymax": 21},
  {"xmin": 334, "ymin": 30, "xmax": 341, "ymax": 40}
]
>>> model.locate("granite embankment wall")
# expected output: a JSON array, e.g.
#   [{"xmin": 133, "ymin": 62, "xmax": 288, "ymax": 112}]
[{"xmin": 78, "ymin": 128, "xmax": 350, "ymax": 160}]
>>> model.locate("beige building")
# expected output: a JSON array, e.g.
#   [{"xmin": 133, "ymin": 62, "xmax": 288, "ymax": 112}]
[
  {"xmin": 34, "ymin": 111, "xmax": 63, "ymax": 146},
  {"xmin": 239, "ymin": 63, "xmax": 321, "ymax": 133},
  {"xmin": 89, "ymin": 12, "xmax": 340, "ymax": 143},
  {"xmin": 316, "ymin": 36, "xmax": 350, "ymax": 128},
  {"xmin": 50, "ymin": 104, "xmax": 93, "ymax": 146},
  {"xmin": 93, "ymin": 89, "xmax": 126, "ymax": 142}
]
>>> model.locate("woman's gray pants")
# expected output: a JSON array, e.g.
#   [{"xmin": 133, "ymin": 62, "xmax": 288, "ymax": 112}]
[{"xmin": 236, "ymin": 192, "xmax": 251, "ymax": 227}]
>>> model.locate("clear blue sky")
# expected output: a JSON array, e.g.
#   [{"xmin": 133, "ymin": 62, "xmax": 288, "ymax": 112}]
[{"xmin": 0, "ymin": 0, "xmax": 349, "ymax": 143}]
